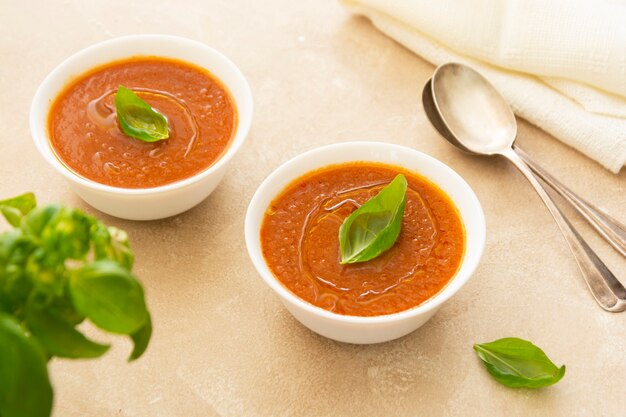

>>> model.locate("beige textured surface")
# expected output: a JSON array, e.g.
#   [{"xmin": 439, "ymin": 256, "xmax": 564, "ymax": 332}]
[{"xmin": 1, "ymin": 1, "xmax": 625, "ymax": 416}]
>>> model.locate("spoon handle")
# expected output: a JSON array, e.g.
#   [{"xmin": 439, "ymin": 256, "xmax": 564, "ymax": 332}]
[
  {"xmin": 501, "ymin": 148, "xmax": 626, "ymax": 312},
  {"xmin": 515, "ymin": 146, "xmax": 626, "ymax": 258}
]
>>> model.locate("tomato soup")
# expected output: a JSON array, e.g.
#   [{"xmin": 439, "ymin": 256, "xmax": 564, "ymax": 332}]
[
  {"xmin": 260, "ymin": 163, "xmax": 465, "ymax": 317},
  {"xmin": 48, "ymin": 57, "xmax": 236, "ymax": 188}
]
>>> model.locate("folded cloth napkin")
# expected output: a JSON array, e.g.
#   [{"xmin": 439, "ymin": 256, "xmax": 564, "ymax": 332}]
[{"xmin": 340, "ymin": 0, "xmax": 626, "ymax": 173}]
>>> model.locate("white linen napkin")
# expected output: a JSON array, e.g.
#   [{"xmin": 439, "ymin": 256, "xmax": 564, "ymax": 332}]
[{"xmin": 340, "ymin": 0, "xmax": 626, "ymax": 173}]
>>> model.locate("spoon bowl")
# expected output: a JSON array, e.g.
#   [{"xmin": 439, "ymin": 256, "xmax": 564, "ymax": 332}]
[
  {"xmin": 422, "ymin": 79, "xmax": 471, "ymax": 154},
  {"xmin": 431, "ymin": 64, "xmax": 517, "ymax": 155}
]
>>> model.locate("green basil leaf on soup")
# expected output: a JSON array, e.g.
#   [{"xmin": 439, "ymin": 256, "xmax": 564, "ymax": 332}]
[
  {"xmin": 0, "ymin": 192, "xmax": 36, "ymax": 227},
  {"xmin": 69, "ymin": 260, "xmax": 150, "ymax": 335},
  {"xmin": 339, "ymin": 174, "xmax": 407, "ymax": 264},
  {"xmin": 0, "ymin": 313, "xmax": 53, "ymax": 417},
  {"xmin": 473, "ymin": 337, "xmax": 566, "ymax": 388},
  {"xmin": 114, "ymin": 85, "xmax": 169, "ymax": 142}
]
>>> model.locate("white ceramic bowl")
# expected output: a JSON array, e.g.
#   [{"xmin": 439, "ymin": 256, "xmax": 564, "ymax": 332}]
[
  {"xmin": 30, "ymin": 35, "xmax": 253, "ymax": 220},
  {"xmin": 245, "ymin": 142, "xmax": 486, "ymax": 344}
]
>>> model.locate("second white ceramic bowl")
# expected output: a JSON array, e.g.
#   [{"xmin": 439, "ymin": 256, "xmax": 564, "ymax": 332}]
[
  {"xmin": 30, "ymin": 35, "xmax": 253, "ymax": 220},
  {"xmin": 245, "ymin": 141, "xmax": 486, "ymax": 344}
]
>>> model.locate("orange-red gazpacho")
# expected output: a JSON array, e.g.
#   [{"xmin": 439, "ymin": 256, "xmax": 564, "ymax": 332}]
[
  {"xmin": 48, "ymin": 57, "xmax": 236, "ymax": 188},
  {"xmin": 260, "ymin": 162, "xmax": 465, "ymax": 317}
]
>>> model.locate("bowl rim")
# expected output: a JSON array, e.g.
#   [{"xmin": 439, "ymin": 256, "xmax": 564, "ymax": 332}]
[
  {"xmin": 244, "ymin": 141, "xmax": 486, "ymax": 324},
  {"xmin": 29, "ymin": 34, "xmax": 253, "ymax": 195}
]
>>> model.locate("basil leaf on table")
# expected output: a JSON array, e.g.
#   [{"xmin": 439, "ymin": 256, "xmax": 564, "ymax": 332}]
[
  {"xmin": 114, "ymin": 85, "xmax": 169, "ymax": 142},
  {"xmin": 0, "ymin": 313, "xmax": 53, "ymax": 417},
  {"xmin": 474, "ymin": 337, "xmax": 566, "ymax": 388},
  {"xmin": 339, "ymin": 174, "xmax": 407, "ymax": 264}
]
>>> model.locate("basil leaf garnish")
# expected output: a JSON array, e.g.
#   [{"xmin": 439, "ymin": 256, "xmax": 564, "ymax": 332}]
[
  {"xmin": 474, "ymin": 337, "xmax": 566, "ymax": 388},
  {"xmin": 339, "ymin": 174, "xmax": 407, "ymax": 264},
  {"xmin": 114, "ymin": 85, "xmax": 169, "ymax": 142}
]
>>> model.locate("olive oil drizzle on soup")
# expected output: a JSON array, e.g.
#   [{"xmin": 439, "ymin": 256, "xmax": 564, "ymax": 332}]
[
  {"xmin": 260, "ymin": 163, "xmax": 466, "ymax": 317},
  {"xmin": 48, "ymin": 57, "xmax": 236, "ymax": 188}
]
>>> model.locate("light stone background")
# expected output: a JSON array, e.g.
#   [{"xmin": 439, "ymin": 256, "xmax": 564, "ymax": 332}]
[{"xmin": 2, "ymin": 1, "xmax": 626, "ymax": 416}]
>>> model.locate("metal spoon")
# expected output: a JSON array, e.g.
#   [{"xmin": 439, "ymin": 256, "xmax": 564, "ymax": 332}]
[
  {"xmin": 423, "ymin": 80, "xmax": 626, "ymax": 258},
  {"xmin": 423, "ymin": 62, "xmax": 626, "ymax": 312}
]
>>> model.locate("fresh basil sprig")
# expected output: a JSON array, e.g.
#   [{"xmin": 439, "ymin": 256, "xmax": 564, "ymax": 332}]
[
  {"xmin": 115, "ymin": 85, "xmax": 169, "ymax": 142},
  {"xmin": 339, "ymin": 174, "xmax": 407, "ymax": 264},
  {"xmin": 0, "ymin": 193, "xmax": 151, "ymax": 417},
  {"xmin": 474, "ymin": 337, "xmax": 565, "ymax": 388}
]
